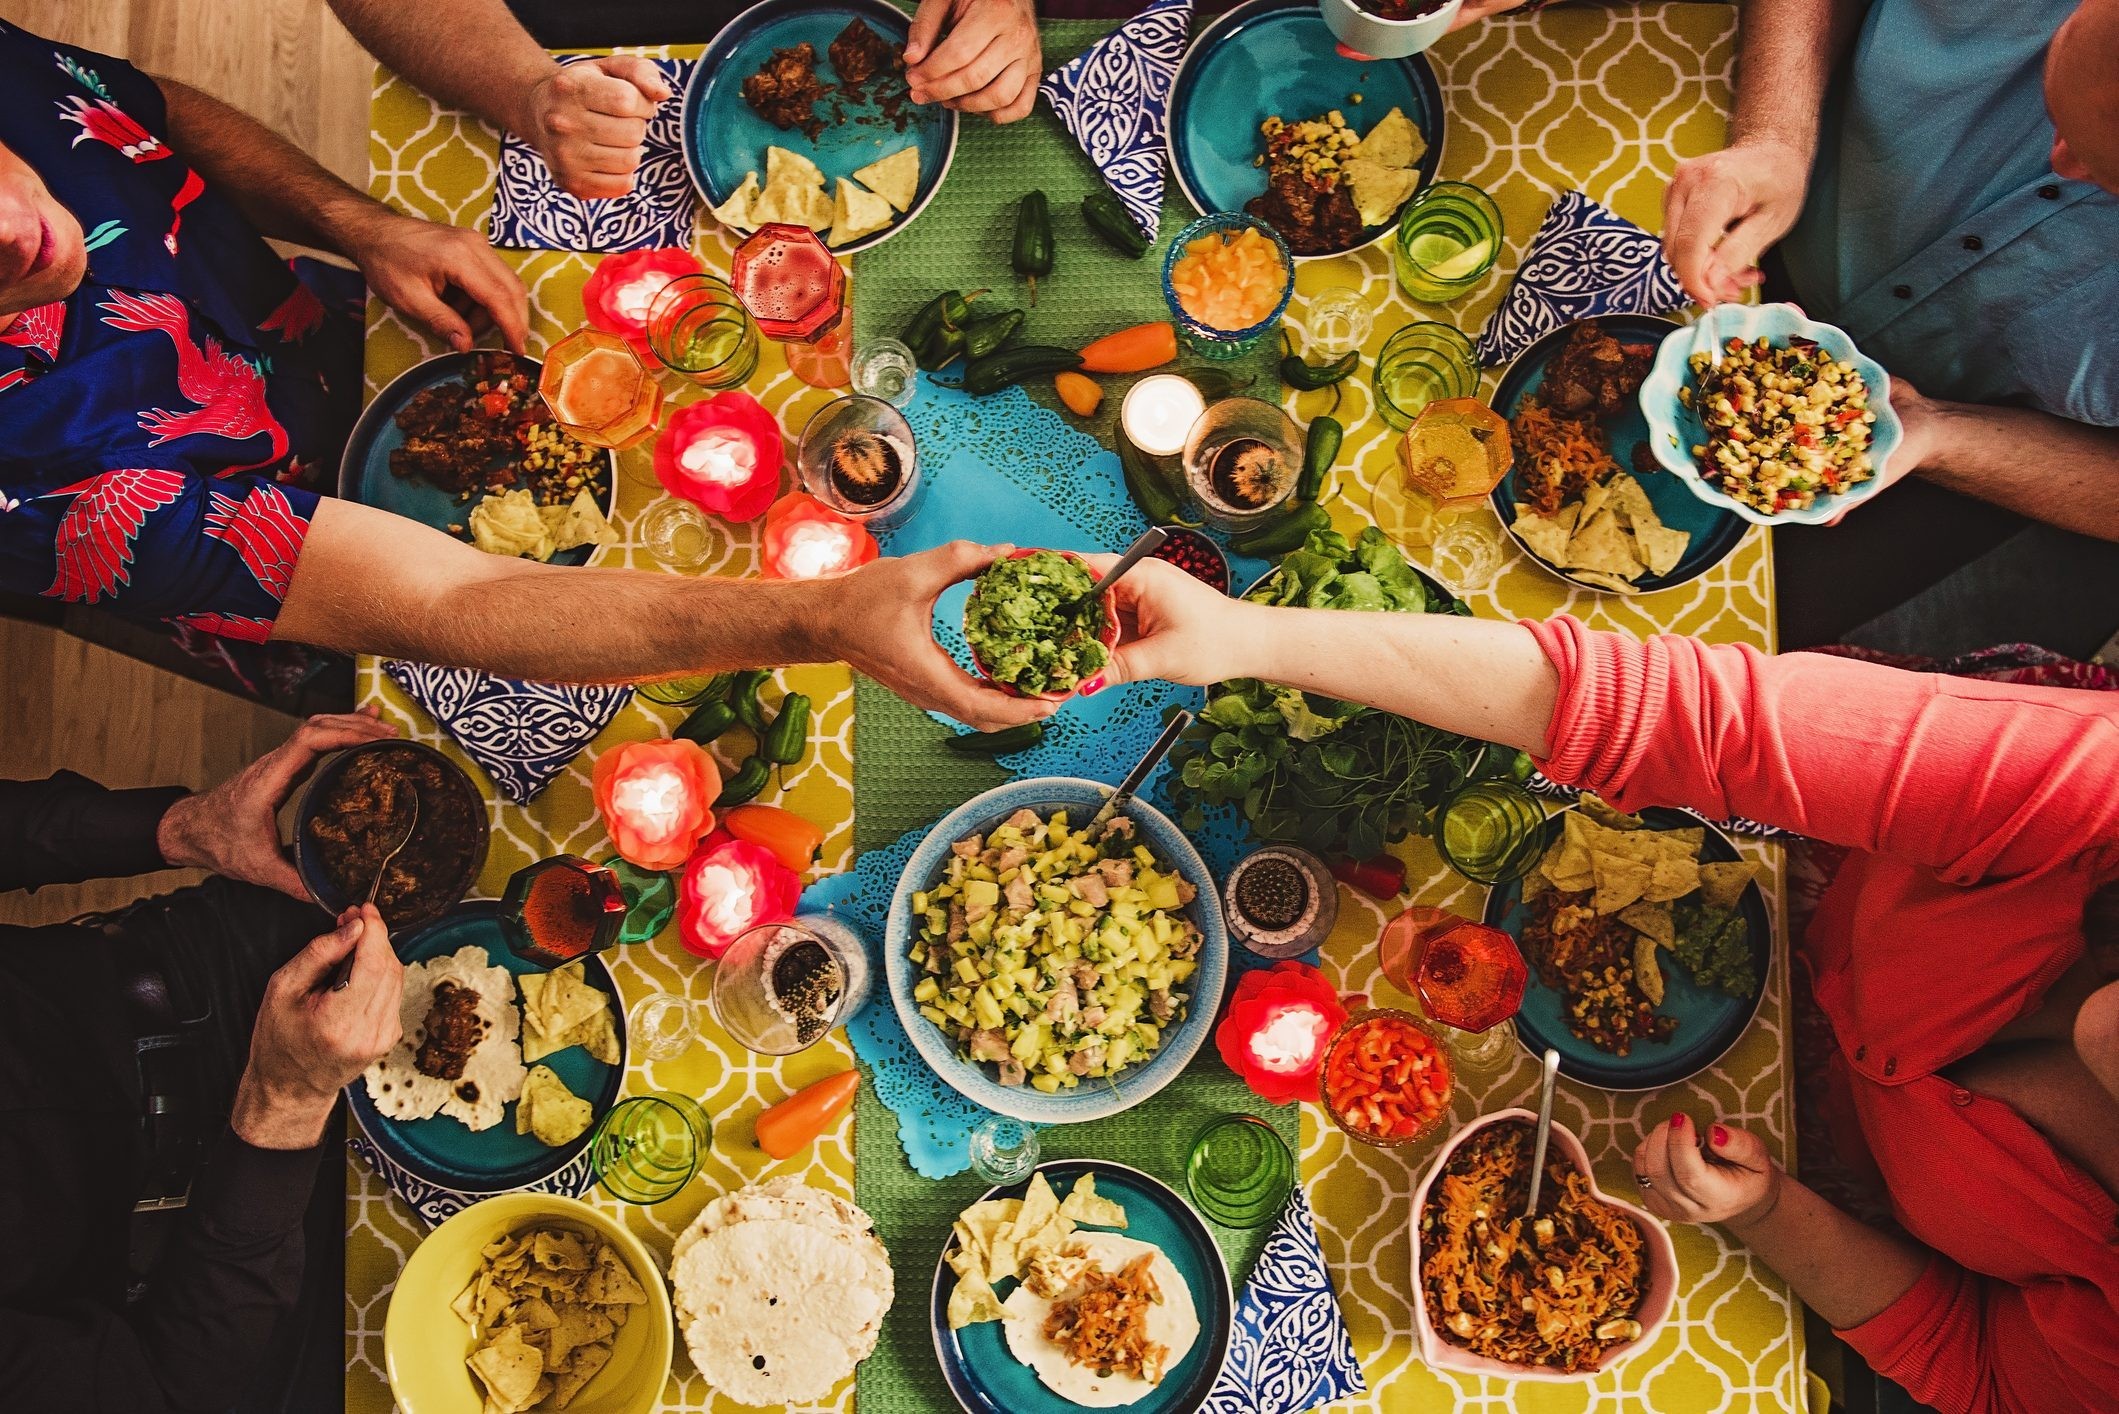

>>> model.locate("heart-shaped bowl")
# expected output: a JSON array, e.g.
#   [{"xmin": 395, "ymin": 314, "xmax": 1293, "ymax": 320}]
[
  {"xmin": 962, "ymin": 548, "xmax": 1121, "ymax": 701},
  {"xmin": 1637, "ymin": 301, "xmax": 1902, "ymax": 528},
  {"xmin": 1410, "ymin": 1107, "xmax": 1678, "ymax": 1382}
]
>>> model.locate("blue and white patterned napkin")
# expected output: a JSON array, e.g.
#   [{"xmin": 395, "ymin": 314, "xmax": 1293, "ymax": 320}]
[
  {"xmin": 488, "ymin": 55, "xmax": 696, "ymax": 253},
  {"xmin": 1205, "ymin": 1186, "xmax": 1367, "ymax": 1413},
  {"xmin": 1038, "ymin": 0, "xmax": 1192, "ymax": 244},
  {"xmin": 382, "ymin": 660, "xmax": 632, "ymax": 804},
  {"xmin": 1473, "ymin": 189, "xmax": 1687, "ymax": 366}
]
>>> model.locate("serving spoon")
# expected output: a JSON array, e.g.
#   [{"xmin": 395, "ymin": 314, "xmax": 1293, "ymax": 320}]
[
  {"xmin": 327, "ymin": 796, "xmax": 418, "ymax": 993},
  {"xmin": 1523, "ymin": 1046, "xmax": 1563, "ymax": 1217},
  {"xmin": 1088, "ymin": 709, "xmax": 1192, "ymax": 831},
  {"xmin": 1067, "ymin": 526, "xmax": 1169, "ymax": 619}
]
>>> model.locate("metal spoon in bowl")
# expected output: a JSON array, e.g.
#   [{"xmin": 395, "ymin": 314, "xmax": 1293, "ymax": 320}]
[
  {"xmin": 327, "ymin": 796, "xmax": 418, "ymax": 992},
  {"xmin": 1523, "ymin": 1046, "xmax": 1563, "ymax": 1217},
  {"xmin": 1067, "ymin": 526, "xmax": 1169, "ymax": 619},
  {"xmin": 1088, "ymin": 709, "xmax": 1193, "ymax": 831}
]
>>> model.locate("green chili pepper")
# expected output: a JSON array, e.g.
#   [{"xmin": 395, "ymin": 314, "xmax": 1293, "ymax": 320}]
[
  {"xmin": 1280, "ymin": 349, "xmax": 1359, "ymax": 390},
  {"xmin": 714, "ymin": 755, "xmax": 772, "ymax": 808},
  {"xmin": 1118, "ymin": 430, "xmax": 1184, "ymax": 525},
  {"xmin": 763, "ymin": 693, "xmax": 811, "ymax": 766},
  {"xmin": 944, "ymin": 722, "xmax": 1047, "ymax": 756},
  {"xmin": 905, "ymin": 289, "xmax": 986, "ymax": 370},
  {"xmin": 1081, "ymin": 191, "xmax": 1149, "ymax": 258},
  {"xmin": 672, "ymin": 698, "xmax": 738, "ymax": 745},
  {"xmin": 1012, "ymin": 191, "xmax": 1053, "ymax": 305},
  {"xmin": 1229, "ymin": 500, "xmax": 1333, "ymax": 557},
  {"xmin": 962, "ymin": 345, "xmax": 1083, "ymax": 395},
  {"xmin": 1297, "ymin": 414, "xmax": 1343, "ymax": 502},
  {"xmin": 727, "ymin": 668, "xmax": 771, "ymax": 735},
  {"xmin": 962, "ymin": 309, "xmax": 1025, "ymax": 361},
  {"xmin": 917, "ymin": 321, "xmax": 966, "ymax": 372}
]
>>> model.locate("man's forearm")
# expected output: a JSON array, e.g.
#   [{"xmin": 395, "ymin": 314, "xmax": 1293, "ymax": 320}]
[
  {"xmin": 1912, "ymin": 401, "xmax": 2119, "ymax": 541},
  {"xmin": 1724, "ymin": 1177, "xmax": 1927, "ymax": 1329},
  {"xmin": 328, "ymin": 0, "xmax": 557, "ymax": 139},
  {"xmin": 1727, "ymin": 0, "xmax": 1865, "ymax": 159},
  {"xmin": 156, "ymin": 78, "xmax": 380, "ymax": 254}
]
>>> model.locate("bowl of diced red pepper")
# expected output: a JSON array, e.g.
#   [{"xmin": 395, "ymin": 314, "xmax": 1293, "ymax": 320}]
[{"xmin": 1319, "ymin": 1007, "xmax": 1454, "ymax": 1147}]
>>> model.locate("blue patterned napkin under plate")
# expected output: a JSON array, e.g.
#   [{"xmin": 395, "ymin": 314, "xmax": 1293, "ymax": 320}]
[
  {"xmin": 382, "ymin": 661, "xmax": 632, "ymax": 805},
  {"xmin": 1039, "ymin": 0, "xmax": 1193, "ymax": 243},
  {"xmin": 1205, "ymin": 1186, "xmax": 1367, "ymax": 1413},
  {"xmin": 1473, "ymin": 189, "xmax": 1687, "ymax": 367},
  {"xmin": 488, "ymin": 55, "xmax": 696, "ymax": 253}
]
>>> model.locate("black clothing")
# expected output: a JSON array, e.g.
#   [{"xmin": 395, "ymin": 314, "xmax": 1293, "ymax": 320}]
[{"xmin": 0, "ymin": 774, "xmax": 332, "ymax": 1414}]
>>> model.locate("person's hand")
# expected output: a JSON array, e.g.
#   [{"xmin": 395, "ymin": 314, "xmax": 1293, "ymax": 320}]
[
  {"xmin": 1824, "ymin": 374, "xmax": 1937, "ymax": 524},
  {"xmin": 340, "ymin": 207, "xmax": 530, "ymax": 354},
  {"xmin": 906, "ymin": 0, "xmax": 1042, "ymax": 124},
  {"xmin": 1081, "ymin": 555, "xmax": 1248, "ymax": 691},
  {"xmin": 1631, "ymin": 1112, "xmax": 1783, "ymax": 1230},
  {"xmin": 1663, "ymin": 138, "xmax": 1811, "ymax": 306},
  {"xmin": 158, "ymin": 708, "xmax": 397, "ymax": 899},
  {"xmin": 521, "ymin": 56, "xmax": 673, "ymax": 200},
  {"xmin": 818, "ymin": 541, "xmax": 1058, "ymax": 730},
  {"xmin": 230, "ymin": 905, "xmax": 403, "ymax": 1149}
]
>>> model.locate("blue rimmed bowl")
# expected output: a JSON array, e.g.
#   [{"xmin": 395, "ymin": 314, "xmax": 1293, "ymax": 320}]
[
  {"xmin": 884, "ymin": 778, "xmax": 1229, "ymax": 1124},
  {"xmin": 1162, "ymin": 212, "xmax": 1296, "ymax": 360},
  {"xmin": 1638, "ymin": 302, "xmax": 1903, "ymax": 528}
]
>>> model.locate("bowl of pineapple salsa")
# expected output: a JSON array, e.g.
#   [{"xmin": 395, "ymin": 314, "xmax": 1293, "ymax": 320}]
[{"xmin": 884, "ymin": 778, "xmax": 1230, "ymax": 1123}]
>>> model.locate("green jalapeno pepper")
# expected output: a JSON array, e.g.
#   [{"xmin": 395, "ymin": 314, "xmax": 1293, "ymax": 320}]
[
  {"xmin": 1229, "ymin": 500, "xmax": 1333, "ymax": 557},
  {"xmin": 1297, "ymin": 415, "xmax": 1343, "ymax": 503},
  {"xmin": 1012, "ymin": 192, "xmax": 1053, "ymax": 304},
  {"xmin": 1183, "ymin": 367, "xmax": 1254, "ymax": 400},
  {"xmin": 1081, "ymin": 191, "xmax": 1149, "ymax": 258},
  {"xmin": 943, "ymin": 722, "xmax": 1048, "ymax": 756},
  {"xmin": 962, "ymin": 345, "xmax": 1083, "ymax": 395},
  {"xmin": 727, "ymin": 668, "xmax": 771, "ymax": 735},
  {"xmin": 962, "ymin": 309, "xmax": 1025, "ymax": 361},
  {"xmin": 763, "ymin": 693, "xmax": 811, "ymax": 766},
  {"xmin": 714, "ymin": 755, "xmax": 772, "ymax": 808},
  {"xmin": 673, "ymin": 698, "xmax": 738, "ymax": 745},
  {"xmin": 1280, "ymin": 349, "xmax": 1359, "ymax": 390},
  {"xmin": 1118, "ymin": 430, "xmax": 1185, "ymax": 526}
]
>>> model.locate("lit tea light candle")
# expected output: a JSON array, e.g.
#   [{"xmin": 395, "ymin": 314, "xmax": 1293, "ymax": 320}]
[
  {"xmin": 654, "ymin": 391, "xmax": 784, "ymax": 522},
  {"xmin": 582, "ymin": 248, "xmax": 704, "ymax": 346},
  {"xmin": 678, "ymin": 835, "xmax": 800, "ymax": 960},
  {"xmin": 760, "ymin": 491, "xmax": 879, "ymax": 580},
  {"xmin": 1120, "ymin": 374, "xmax": 1206, "ymax": 458},
  {"xmin": 1214, "ymin": 958, "xmax": 1348, "ymax": 1103},
  {"xmin": 592, "ymin": 739, "xmax": 721, "ymax": 872}
]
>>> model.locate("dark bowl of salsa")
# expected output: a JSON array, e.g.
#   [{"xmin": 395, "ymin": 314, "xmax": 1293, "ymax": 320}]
[{"xmin": 295, "ymin": 740, "xmax": 489, "ymax": 933}]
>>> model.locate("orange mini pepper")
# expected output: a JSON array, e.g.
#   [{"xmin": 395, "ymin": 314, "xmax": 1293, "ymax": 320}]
[
  {"xmin": 755, "ymin": 1069, "xmax": 860, "ymax": 1159},
  {"xmin": 722, "ymin": 803, "xmax": 826, "ymax": 874}
]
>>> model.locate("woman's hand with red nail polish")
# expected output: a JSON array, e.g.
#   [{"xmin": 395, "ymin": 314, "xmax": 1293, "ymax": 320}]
[{"xmin": 1631, "ymin": 1116, "xmax": 1782, "ymax": 1230}]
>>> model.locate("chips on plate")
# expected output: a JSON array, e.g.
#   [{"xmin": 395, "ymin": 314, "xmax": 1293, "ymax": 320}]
[
  {"xmin": 516, "ymin": 1064, "xmax": 595, "ymax": 1148},
  {"xmin": 520, "ymin": 961, "xmax": 620, "ymax": 1066},
  {"xmin": 708, "ymin": 143, "xmax": 913, "ymax": 248},
  {"xmin": 852, "ymin": 147, "xmax": 920, "ymax": 212},
  {"xmin": 1343, "ymin": 106, "xmax": 1427, "ymax": 228},
  {"xmin": 945, "ymin": 1173, "xmax": 1130, "ymax": 1328},
  {"xmin": 1512, "ymin": 472, "xmax": 1691, "ymax": 590}
]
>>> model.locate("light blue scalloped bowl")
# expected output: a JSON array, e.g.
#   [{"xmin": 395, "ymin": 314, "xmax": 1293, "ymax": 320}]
[
  {"xmin": 1638, "ymin": 302, "xmax": 1902, "ymax": 527},
  {"xmin": 883, "ymin": 777, "xmax": 1229, "ymax": 1125}
]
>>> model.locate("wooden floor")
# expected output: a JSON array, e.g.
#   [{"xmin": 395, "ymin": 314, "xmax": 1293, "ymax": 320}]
[{"xmin": 0, "ymin": 0, "xmax": 371, "ymax": 926}]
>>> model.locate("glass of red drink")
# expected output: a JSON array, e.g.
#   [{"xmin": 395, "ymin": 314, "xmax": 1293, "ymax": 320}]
[
  {"xmin": 1377, "ymin": 906, "xmax": 1527, "ymax": 1070},
  {"xmin": 500, "ymin": 854, "xmax": 629, "ymax": 966},
  {"xmin": 730, "ymin": 223, "xmax": 852, "ymax": 390}
]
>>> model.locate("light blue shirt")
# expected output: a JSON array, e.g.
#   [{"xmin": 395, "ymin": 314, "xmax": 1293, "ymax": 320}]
[{"xmin": 1780, "ymin": 0, "xmax": 2119, "ymax": 426}]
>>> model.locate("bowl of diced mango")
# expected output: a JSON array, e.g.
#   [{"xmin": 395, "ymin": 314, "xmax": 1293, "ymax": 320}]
[{"xmin": 1162, "ymin": 213, "xmax": 1294, "ymax": 359}]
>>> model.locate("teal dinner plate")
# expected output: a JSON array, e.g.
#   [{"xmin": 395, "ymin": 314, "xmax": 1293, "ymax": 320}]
[
  {"xmin": 344, "ymin": 903, "xmax": 626, "ymax": 1195},
  {"xmin": 931, "ymin": 1160, "xmax": 1235, "ymax": 1414},
  {"xmin": 1483, "ymin": 805, "xmax": 1770, "ymax": 1092},
  {"xmin": 1491, "ymin": 314, "xmax": 1746, "ymax": 595},
  {"xmin": 680, "ymin": 0, "xmax": 956, "ymax": 256},
  {"xmin": 337, "ymin": 351, "xmax": 616, "ymax": 569},
  {"xmin": 1167, "ymin": 0, "xmax": 1445, "ymax": 259}
]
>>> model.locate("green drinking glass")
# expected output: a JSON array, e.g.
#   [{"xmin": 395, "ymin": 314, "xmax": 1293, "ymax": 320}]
[
  {"xmin": 1436, "ymin": 780, "xmax": 1547, "ymax": 885},
  {"xmin": 1185, "ymin": 1114, "xmax": 1296, "ymax": 1228},
  {"xmin": 646, "ymin": 273, "xmax": 760, "ymax": 389},
  {"xmin": 591, "ymin": 1093, "xmax": 712, "ymax": 1204},
  {"xmin": 601, "ymin": 855, "xmax": 677, "ymax": 945},
  {"xmin": 1393, "ymin": 182, "xmax": 1504, "ymax": 305},
  {"xmin": 637, "ymin": 672, "xmax": 724, "ymax": 706},
  {"xmin": 1372, "ymin": 321, "xmax": 1478, "ymax": 431}
]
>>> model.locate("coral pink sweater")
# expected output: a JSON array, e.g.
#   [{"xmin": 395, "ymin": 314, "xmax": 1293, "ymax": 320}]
[{"xmin": 1528, "ymin": 617, "xmax": 2119, "ymax": 1414}]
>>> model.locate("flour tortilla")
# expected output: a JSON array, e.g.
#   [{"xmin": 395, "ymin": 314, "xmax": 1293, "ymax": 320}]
[
  {"xmin": 999, "ymin": 1232, "xmax": 1200, "ymax": 1408},
  {"xmin": 671, "ymin": 1175, "xmax": 881, "ymax": 1269},
  {"xmin": 360, "ymin": 945, "xmax": 525, "ymax": 1131}
]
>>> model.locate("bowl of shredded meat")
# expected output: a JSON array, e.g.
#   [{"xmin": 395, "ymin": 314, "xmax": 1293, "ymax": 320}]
[
  {"xmin": 296, "ymin": 741, "xmax": 489, "ymax": 931},
  {"xmin": 1412, "ymin": 1110, "xmax": 1676, "ymax": 1380}
]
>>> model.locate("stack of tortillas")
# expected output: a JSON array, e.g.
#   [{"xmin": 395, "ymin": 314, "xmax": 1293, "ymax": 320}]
[{"xmin": 670, "ymin": 1177, "xmax": 894, "ymax": 1406}]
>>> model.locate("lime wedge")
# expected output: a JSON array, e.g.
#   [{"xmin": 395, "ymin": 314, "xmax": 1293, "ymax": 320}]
[{"xmin": 1413, "ymin": 235, "xmax": 1492, "ymax": 281}]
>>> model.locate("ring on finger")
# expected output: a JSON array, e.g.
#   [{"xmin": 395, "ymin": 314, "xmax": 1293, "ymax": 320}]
[{"xmin": 1635, "ymin": 1174, "xmax": 1652, "ymax": 1189}]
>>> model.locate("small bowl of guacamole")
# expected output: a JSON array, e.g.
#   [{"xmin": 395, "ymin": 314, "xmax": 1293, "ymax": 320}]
[{"xmin": 962, "ymin": 549, "xmax": 1118, "ymax": 699}]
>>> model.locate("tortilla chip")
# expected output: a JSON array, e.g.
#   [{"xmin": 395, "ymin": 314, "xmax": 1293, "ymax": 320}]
[
  {"xmin": 1632, "ymin": 519, "xmax": 1692, "ymax": 576},
  {"xmin": 852, "ymin": 146, "xmax": 920, "ymax": 212},
  {"xmin": 1351, "ymin": 106, "xmax": 1424, "ymax": 169},
  {"xmin": 764, "ymin": 145, "xmax": 823, "ymax": 192},
  {"xmin": 1564, "ymin": 508, "xmax": 1641, "ymax": 578},
  {"xmin": 1633, "ymin": 933, "xmax": 1666, "ymax": 1005},
  {"xmin": 1644, "ymin": 852, "xmax": 1702, "ymax": 904},
  {"xmin": 828, "ymin": 177, "xmax": 895, "ymax": 247},
  {"xmin": 551, "ymin": 1341, "xmax": 611, "ymax": 1410},
  {"xmin": 947, "ymin": 1270, "xmax": 1008, "ymax": 1328},
  {"xmin": 584, "ymin": 1245, "xmax": 648, "ymax": 1306},
  {"xmin": 1664, "ymin": 826, "xmax": 1706, "ymax": 854},
  {"xmin": 1058, "ymin": 1174, "xmax": 1127, "ymax": 1229},
  {"xmin": 708, "ymin": 171, "xmax": 759, "ymax": 231},
  {"xmin": 1521, "ymin": 865, "xmax": 1552, "ymax": 901},
  {"xmin": 1605, "ymin": 474, "xmax": 1656, "ymax": 526},
  {"xmin": 1576, "ymin": 479, "xmax": 1612, "ymax": 524},
  {"xmin": 1697, "ymin": 860, "xmax": 1759, "ymax": 909},
  {"xmin": 1511, "ymin": 508, "xmax": 1574, "ymax": 567},
  {"xmin": 1620, "ymin": 900, "xmax": 1676, "ymax": 948},
  {"xmin": 1571, "ymin": 569, "xmax": 1645, "ymax": 595},
  {"xmin": 468, "ymin": 1325, "xmax": 544, "ymax": 1412},
  {"xmin": 1009, "ymin": 1173, "xmax": 1061, "ymax": 1247},
  {"xmin": 1579, "ymin": 795, "xmax": 1644, "ymax": 831},
  {"xmin": 802, "ymin": 182, "xmax": 836, "ymax": 232},
  {"xmin": 1344, "ymin": 156, "xmax": 1419, "ymax": 228},
  {"xmin": 1591, "ymin": 851, "xmax": 1653, "ymax": 914}
]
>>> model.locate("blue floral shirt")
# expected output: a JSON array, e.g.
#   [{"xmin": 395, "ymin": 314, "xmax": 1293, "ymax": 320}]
[{"xmin": 0, "ymin": 21, "xmax": 360, "ymax": 642}]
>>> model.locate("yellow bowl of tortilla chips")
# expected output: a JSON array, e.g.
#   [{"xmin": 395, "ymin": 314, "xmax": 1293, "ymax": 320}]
[{"xmin": 386, "ymin": 1192, "xmax": 672, "ymax": 1414}]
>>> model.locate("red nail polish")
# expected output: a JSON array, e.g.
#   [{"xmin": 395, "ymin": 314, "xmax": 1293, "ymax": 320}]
[
  {"xmin": 1079, "ymin": 674, "xmax": 1106, "ymax": 696},
  {"xmin": 1670, "ymin": 1113, "xmax": 1686, "ymax": 1129},
  {"xmin": 1711, "ymin": 1124, "xmax": 1729, "ymax": 1146}
]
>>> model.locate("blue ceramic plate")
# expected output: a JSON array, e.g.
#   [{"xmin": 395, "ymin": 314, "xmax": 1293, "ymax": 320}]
[
  {"xmin": 1167, "ymin": 0, "xmax": 1445, "ymax": 259},
  {"xmin": 344, "ymin": 903, "xmax": 627, "ymax": 1195},
  {"xmin": 884, "ymin": 778, "xmax": 1230, "ymax": 1124},
  {"xmin": 931, "ymin": 1160, "xmax": 1234, "ymax": 1414},
  {"xmin": 681, "ymin": 0, "xmax": 956, "ymax": 256},
  {"xmin": 1491, "ymin": 314, "xmax": 1746, "ymax": 596},
  {"xmin": 1484, "ymin": 805, "xmax": 1770, "ymax": 1092},
  {"xmin": 1638, "ymin": 301, "xmax": 1903, "ymax": 527},
  {"xmin": 337, "ymin": 351, "xmax": 616, "ymax": 569}
]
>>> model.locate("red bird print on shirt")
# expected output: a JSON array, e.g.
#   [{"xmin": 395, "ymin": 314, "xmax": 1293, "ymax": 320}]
[
  {"xmin": 55, "ymin": 92, "xmax": 201, "ymax": 253},
  {"xmin": 258, "ymin": 281, "xmax": 324, "ymax": 344},
  {"xmin": 203, "ymin": 482, "xmax": 307, "ymax": 601},
  {"xmin": 40, "ymin": 466, "xmax": 186, "ymax": 603},
  {"xmin": 167, "ymin": 609, "xmax": 274, "ymax": 643},
  {"xmin": 0, "ymin": 300, "xmax": 65, "ymax": 393},
  {"xmin": 97, "ymin": 290, "xmax": 289, "ymax": 475}
]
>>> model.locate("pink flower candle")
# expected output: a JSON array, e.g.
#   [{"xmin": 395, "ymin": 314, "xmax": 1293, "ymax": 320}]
[{"xmin": 653, "ymin": 391, "xmax": 784, "ymax": 522}]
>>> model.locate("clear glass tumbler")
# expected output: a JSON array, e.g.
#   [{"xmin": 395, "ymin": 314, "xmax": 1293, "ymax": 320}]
[
  {"xmin": 1393, "ymin": 182, "xmax": 1504, "ymax": 304},
  {"xmin": 1181, "ymin": 396, "xmax": 1302, "ymax": 532},
  {"xmin": 797, "ymin": 394, "xmax": 922, "ymax": 532},
  {"xmin": 1372, "ymin": 321, "xmax": 1478, "ymax": 431},
  {"xmin": 645, "ymin": 273, "xmax": 759, "ymax": 389}
]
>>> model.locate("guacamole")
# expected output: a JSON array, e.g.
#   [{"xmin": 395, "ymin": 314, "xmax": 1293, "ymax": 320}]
[{"xmin": 965, "ymin": 550, "xmax": 1111, "ymax": 696}]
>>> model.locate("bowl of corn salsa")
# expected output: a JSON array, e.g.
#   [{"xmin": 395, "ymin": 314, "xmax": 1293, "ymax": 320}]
[{"xmin": 1638, "ymin": 302, "xmax": 1902, "ymax": 527}]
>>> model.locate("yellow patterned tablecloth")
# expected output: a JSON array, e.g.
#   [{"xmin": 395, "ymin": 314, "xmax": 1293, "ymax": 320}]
[{"xmin": 350, "ymin": 8, "xmax": 1806, "ymax": 1412}]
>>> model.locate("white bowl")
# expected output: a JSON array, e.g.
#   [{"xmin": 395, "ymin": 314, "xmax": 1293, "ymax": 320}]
[
  {"xmin": 1409, "ymin": 1108, "xmax": 1678, "ymax": 1382},
  {"xmin": 1319, "ymin": 0, "xmax": 1464, "ymax": 58}
]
